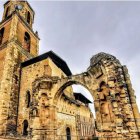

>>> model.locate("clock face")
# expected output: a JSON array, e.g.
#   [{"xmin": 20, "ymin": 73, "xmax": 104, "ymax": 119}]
[
  {"xmin": 18, "ymin": 4, "xmax": 23, "ymax": 10},
  {"xmin": 15, "ymin": 4, "xmax": 23, "ymax": 10}
]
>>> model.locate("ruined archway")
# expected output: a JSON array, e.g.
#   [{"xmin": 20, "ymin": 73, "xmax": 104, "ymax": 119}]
[
  {"xmin": 54, "ymin": 80, "xmax": 96, "ymax": 139},
  {"xmin": 30, "ymin": 52, "xmax": 140, "ymax": 140},
  {"xmin": 54, "ymin": 80, "xmax": 94, "ymax": 103},
  {"xmin": 53, "ymin": 52, "xmax": 140, "ymax": 139}
]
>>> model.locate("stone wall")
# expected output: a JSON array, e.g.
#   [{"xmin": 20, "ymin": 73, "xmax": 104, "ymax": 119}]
[
  {"xmin": 17, "ymin": 57, "xmax": 69, "ymax": 135},
  {"xmin": 0, "ymin": 48, "xmax": 6, "ymax": 82}
]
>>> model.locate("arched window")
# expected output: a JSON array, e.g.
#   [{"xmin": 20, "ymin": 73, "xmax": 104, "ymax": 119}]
[
  {"xmin": 26, "ymin": 91, "xmax": 31, "ymax": 108},
  {"xmin": 27, "ymin": 11, "xmax": 31, "ymax": 24},
  {"xmin": 23, "ymin": 120, "xmax": 28, "ymax": 136},
  {"xmin": 0, "ymin": 28, "xmax": 4, "ymax": 45},
  {"xmin": 66, "ymin": 127, "xmax": 71, "ymax": 140},
  {"xmin": 5, "ymin": 6, "xmax": 9, "ymax": 18},
  {"xmin": 24, "ymin": 32, "xmax": 30, "ymax": 52}
]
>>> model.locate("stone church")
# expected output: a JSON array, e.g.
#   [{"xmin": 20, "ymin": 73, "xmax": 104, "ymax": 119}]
[{"xmin": 0, "ymin": 0, "xmax": 140, "ymax": 140}]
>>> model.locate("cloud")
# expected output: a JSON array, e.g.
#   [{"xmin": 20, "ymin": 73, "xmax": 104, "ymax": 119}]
[{"xmin": 0, "ymin": 1, "xmax": 140, "ymax": 111}]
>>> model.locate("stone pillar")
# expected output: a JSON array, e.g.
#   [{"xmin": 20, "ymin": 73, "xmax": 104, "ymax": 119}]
[{"xmin": 123, "ymin": 66, "xmax": 140, "ymax": 139}]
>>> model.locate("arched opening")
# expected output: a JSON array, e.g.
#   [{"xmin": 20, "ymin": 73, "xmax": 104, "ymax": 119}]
[
  {"xmin": 0, "ymin": 28, "xmax": 5, "ymax": 45},
  {"xmin": 66, "ymin": 127, "xmax": 71, "ymax": 140},
  {"xmin": 72, "ymin": 85, "xmax": 95, "ymax": 117},
  {"xmin": 26, "ymin": 91, "xmax": 31, "ymax": 108},
  {"xmin": 55, "ymin": 81, "xmax": 96, "ymax": 139},
  {"xmin": 23, "ymin": 120, "xmax": 28, "ymax": 136},
  {"xmin": 27, "ymin": 11, "xmax": 31, "ymax": 24},
  {"xmin": 72, "ymin": 85, "xmax": 96, "ymax": 139},
  {"xmin": 24, "ymin": 32, "xmax": 31, "ymax": 52},
  {"xmin": 5, "ymin": 6, "xmax": 9, "ymax": 18}
]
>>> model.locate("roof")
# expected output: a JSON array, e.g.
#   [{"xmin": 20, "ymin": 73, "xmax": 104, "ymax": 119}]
[
  {"xmin": 74, "ymin": 93, "xmax": 92, "ymax": 103},
  {"xmin": 21, "ymin": 51, "xmax": 72, "ymax": 76},
  {"xmin": 62, "ymin": 94, "xmax": 80, "ymax": 106}
]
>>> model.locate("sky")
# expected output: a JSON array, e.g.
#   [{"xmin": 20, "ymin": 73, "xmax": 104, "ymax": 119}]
[{"xmin": 0, "ymin": 1, "xmax": 140, "ymax": 114}]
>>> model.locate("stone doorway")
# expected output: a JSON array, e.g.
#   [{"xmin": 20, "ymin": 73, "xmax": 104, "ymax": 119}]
[{"xmin": 66, "ymin": 127, "xmax": 71, "ymax": 140}]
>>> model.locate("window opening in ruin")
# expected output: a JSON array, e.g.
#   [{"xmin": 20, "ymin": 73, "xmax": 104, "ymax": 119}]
[
  {"xmin": 26, "ymin": 91, "xmax": 31, "ymax": 108},
  {"xmin": 23, "ymin": 120, "xmax": 28, "ymax": 136}
]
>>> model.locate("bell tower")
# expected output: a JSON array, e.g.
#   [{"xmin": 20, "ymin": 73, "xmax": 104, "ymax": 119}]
[
  {"xmin": 1, "ymin": 0, "xmax": 39, "ymax": 55},
  {"xmin": 2, "ymin": 0, "xmax": 35, "ymax": 27},
  {"xmin": 0, "ymin": 0, "xmax": 39, "ymax": 136}
]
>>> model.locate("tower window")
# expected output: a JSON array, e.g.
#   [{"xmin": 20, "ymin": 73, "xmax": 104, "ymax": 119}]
[
  {"xmin": 26, "ymin": 91, "xmax": 31, "ymax": 108},
  {"xmin": 0, "ymin": 28, "xmax": 5, "ymax": 46},
  {"xmin": 27, "ymin": 11, "xmax": 31, "ymax": 24},
  {"xmin": 5, "ymin": 6, "xmax": 9, "ymax": 18},
  {"xmin": 24, "ymin": 32, "xmax": 31, "ymax": 52}
]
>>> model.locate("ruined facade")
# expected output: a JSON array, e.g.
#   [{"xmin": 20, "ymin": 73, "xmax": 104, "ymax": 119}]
[{"xmin": 0, "ymin": 0, "xmax": 140, "ymax": 140}]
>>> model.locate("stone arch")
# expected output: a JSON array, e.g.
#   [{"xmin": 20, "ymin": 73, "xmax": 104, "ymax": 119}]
[
  {"xmin": 54, "ymin": 78, "xmax": 96, "ymax": 138},
  {"xmin": 53, "ymin": 52, "xmax": 140, "ymax": 139},
  {"xmin": 28, "ymin": 52, "xmax": 140, "ymax": 139},
  {"xmin": 54, "ymin": 79, "xmax": 93, "ymax": 103}
]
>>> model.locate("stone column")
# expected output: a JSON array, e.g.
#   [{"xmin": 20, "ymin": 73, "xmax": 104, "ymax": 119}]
[{"xmin": 123, "ymin": 66, "xmax": 140, "ymax": 139}]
